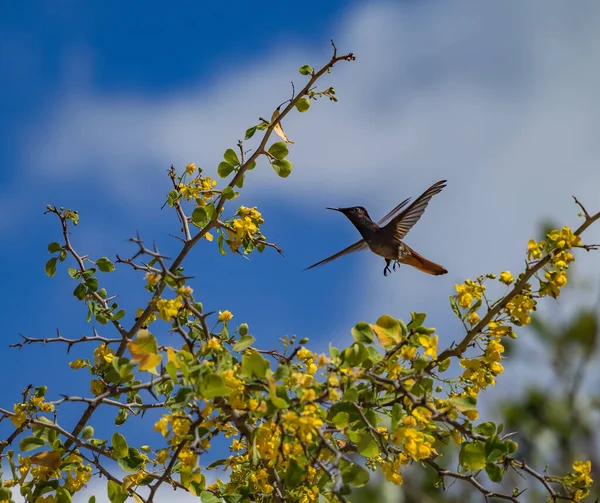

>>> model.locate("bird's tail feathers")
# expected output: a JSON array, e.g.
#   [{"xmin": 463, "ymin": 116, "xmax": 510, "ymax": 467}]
[{"xmin": 403, "ymin": 247, "xmax": 448, "ymax": 275}]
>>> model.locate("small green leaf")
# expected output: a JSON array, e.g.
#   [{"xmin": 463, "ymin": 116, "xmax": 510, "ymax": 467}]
[
  {"xmin": 48, "ymin": 242, "xmax": 62, "ymax": 253},
  {"xmin": 117, "ymin": 447, "xmax": 145, "ymax": 473},
  {"xmin": 45, "ymin": 257, "xmax": 57, "ymax": 277},
  {"xmin": 88, "ymin": 497, "xmax": 96, "ymax": 503},
  {"xmin": 107, "ymin": 479, "xmax": 128, "ymax": 503},
  {"xmin": 474, "ymin": 421, "xmax": 496, "ymax": 437},
  {"xmin": 407, "ymin": 312, "xmax": 427, "ymax": 330},
  {"xmin": 332, "ymin": 412, "xmax": 349, "ymax": 429},
  {"xmin": 485, "ymin": 462, "xmax": 504, "ymax": 483},
  {"xmin": 81, "ymin": 426, "xmax": 95, "ymax": 439},
  {"xmin": 19, "ymin": 437, "xmax": 45, "ymax": 452},
  {"xmin": 271, "ymin": 159, "xmax": 293, "ymax": 178},
  {"xmin": 351, "ymin": 322, "xmax": 374, "ymax": 344},
  {"xmin": 245, "ymin": 126, "xmax": 257, "ymax": 140},
  {"xmin": 285, "ymin": 458, "xmax": 306, "ymax": 489},
  {"xmin": 241, "ymin": 349, "xmax": 270, "ymax": 379},
  {"xmin": 218, "ymin": 161, "xmax": 235, "ymax": 178},
  {"xmin": 295, "ymin": 97, "xmax": 310, "ymax": 112},
  {"xmin": 269, "ymin": 393, "xmax": 289, "ymax": 409},
  {"xmin": 200, "ymin": 373, "xmax": 232, "ymax": 398},
  {"xmin": 449, "ymin": 295, "xmax": 461, "ymax": 317},
  {"xmin": 268, "ymin": 142, "xmax": 289, "ymax": 160},
  {"xmin": 299, "ymin": 64, "xmax": 313, "ymax": 75},
  {"xmin": 192, "ymin": 206, "xmax": 208, "ymax": 227},
  {"xmin": 222, "ymin": 186, "xmax": 235, "ymax": 199},
  {"xmin": 341, "ymin": 462, "xmax": 370, "ymax": 487},
  {"xmin": 224, "ymin": 148, "xmax": 240, "ymax": 166},
  {"xmin": 357, "ymin": 434, "xmax": 380, "ymax": 458},
  {"xmin": 459, "ymin": 441, "xmax": 487, "ymax": 471},
  {"xmin": 111, "ymin": 432, "xmax": 128, "ymax": 459},
  {"xmin": 56, "ymin": 487, "xmax": 72, "ymax": 503},
  {"xmin": 233, "ymin": 335, "xmax": 256, "ymax": 352},
  {"xmin": 235, "ymin": 173, "xmax": 245, "ymax": 188},
  {"xmin": 200, "ymin": 491, "xmax": 221, "ymax": 503},
  {"xmin": 73, "ymin": 283, "xmax": 87, "ymax": 300},
  {"xmin": 96, "ymin": 257, "xmax": 115, "ymax": 272}
]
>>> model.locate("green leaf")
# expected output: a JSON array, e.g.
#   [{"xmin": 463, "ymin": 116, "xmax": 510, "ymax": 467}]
[
  {"xmin": 56, "ymin": 487, "xmax": 72, "ymax": 503},
  {"xmin": 111, "ymin": 432, "xmax": 128, "ymax": 459},
  {"xmin": 192, "ymin": 206, "xmax": 208, "ymax": 227},
  {"xmin": 86, "ymin": 277, "xmax": 98, "ymax": 292},
  {"xmin": 485, "ymin": 435, "xmax": 509, "ymax": 462},
  {"xmin": 299, "ymin": 64, "xmax": 313, "ymax": 75},
  {"xmin": 268, "ymin": 142, "xmax": 289, "ymax": 160},
  {"xmin": 96, "ymin": 257, "xmax": 115, "ymax": 272},
  {"xmin": 271, "ymin": 159, "xmax": 293, "ymax": 178},
  {"xmin": 218, "ymin": 161, "xmax": 235, "ymax": 178},
  {"xmin": 269, "ymin": 393, "xmax": 289, "ymax": 409},
  {"xmin": 295, "ymin": 97, "xmax": 310, "ymax": 112},
  {"xmin": 224, "ymin": 148, "xmax": 240, "ymax": 166},
  {"xmin": 48, "ymin": 242, "xmax": 62, "ymax": 253},
  {"xmin": 117, "ymin": 447, "xmax": 145, "ymax": 473},
  {"xmin": 222, "ymin": 186, "xmax": 235, "ymax": 199},
  {"xmin": 45, "ymin": 257, "xmax": 57, "ymax": 277},
  {"xmin": 88, "ymin": 497, "xmax": 96, "ymax": 503},
  {"xmin": 241, "ymin": 349, "xmax": 269, "ymax": 378},
  {"xmin": 233, "ymin": 335, "xmax": 256, "ymax": 352},
  {"xmin": 391, "ymin": 403, "xmax": 403, "ymax": 431},
  {"xmin": 407, "ymin": 312, "xmax": 427, "ymax": 330},
  {"xmin": 436, "ymin": 358, "xmax": 451, "ymax": 372},
  {"xmin": 351, "ymin": 322, "xmax": 374, "ymax": 344},
  {"xmin": 459, "ymin": 441, "xmax": 487, "ymax": 471},
  {"xmin": 371, "ymin": 315, "xmax": 402, "ymax": 346},
  {"xmin": 200, "ymin": 373, "xmax": 232, "ymax": 398},
  {"xmin": 285, "ymin": 458, "xmax": 306, "ymax": 489},
  {"xmin": 107, "ymin": 479, "xmax": 128, "ymax": 503},
  {"xmin": 341, "ymin": 462, "xmax": 370, "ymax": 487},
  {"xmin": 246, "ymin": 160, "xmax": 257, "ymax": 170},
  {"xmin": 81, "ymin": 426, "xmax": 95, "ymax": 439},
  {"xmin": 449, "ymin": 295, "xmax": 461, "ymax": 317},
  {"xmin": 115, "ymin": 408, "xmax": 129, "ymax": 426},
  {"xmin": 167, "ymin": 189, "xmax": 179, "ymax": 207},
  {"xmin": 19, "ymin": 437, "xmax": 45, "ymax": 452},
  {"xmin": 235, "ymin": 173, "xmax": 245, "ymax": 188},
  {"xmin": 485, "ymin": 462, "xmax": 504, "ymax": 483},
  {"xmin": 332, "ymin": 412, "xmax": 349, "ymax": 429},
  {"xmin": 67, "ymin": 267, "xmax": 79, "ymax": 279},
  {"xmin": 474, "ymin": 421, "xmax": 496, "ymax": 437},
  {"xmin": 245, "ymin": 126, "xmax": 257, "ymax": 140},
  {"xmin": 357, "ymin": 434, "xmax": 380, "ymax": 458},
  {"xmin": 200, "ymin": 491, "xmax": 221, "ymax": 503},
  {"xmin": 73, "ymin": 283, "xmax": 87, "ymax": 300}
]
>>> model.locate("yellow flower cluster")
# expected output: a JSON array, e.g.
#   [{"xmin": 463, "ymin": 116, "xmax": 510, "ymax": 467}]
[
  {"xmin": 418, "ymin": 334, "xmax": 438, "ymax": 360},
  {"xmin": 63, "ymin": 454, "xmax": 92, "ymax": 492},
  {"xmin": 392, "ymin": 426, "xmax": 436, "ymax": 461},
  {"xmin": 379, "ymin": 454, "xmax": 408, "ymax": 485},
  {"xmin": 179, "ymin": 176, "xmax": 217, "ymax": 204},
  {"xmin": 255, "ymin": 422, "xmax": 281, "ymax": 464},
  {"xmin": 565, "ymin": 460, "xmax": 594, "ymax": 501},
  {"xmin": 283, "ymin": 405, "xmax": 324, "ymax": 443},
  {"xmin": 505, "ymin": 293, "xmax": 536, "ymax": 326},
  {"xmin": 296, "ymin": 347, "xmax": 318, "ymax": 375},
  {"xmin": 455, "ymin": 279, "xmax": 486, "ymax": 308},
  {"xmin": 153, "ymin": 413, "xmax": 191, "ymax": 443},
  {"xmin": 227, "ymin": 206, "xmax": 265, "ymax": 253},
  {"xmin": 460, "ymin": 338, "xmax": 505, "ymax": 394},
  {"xmin": 156, "ymin": 296, "xmax": 183, "ymax": 321}
]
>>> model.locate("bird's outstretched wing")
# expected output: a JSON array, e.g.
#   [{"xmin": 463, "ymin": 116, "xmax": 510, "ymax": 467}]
[
  {"xmin": 302, "ymin": 197, "xmax": 412, "ymax": 271},
  {"xmin": 382, "ymin": 180, "xmax": 447, "ymax": 240}
]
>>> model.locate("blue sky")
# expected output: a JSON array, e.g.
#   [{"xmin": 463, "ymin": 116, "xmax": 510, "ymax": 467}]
[{"xmin": 2, "ymin": 1, "xmax": 600, "ymax": 500}]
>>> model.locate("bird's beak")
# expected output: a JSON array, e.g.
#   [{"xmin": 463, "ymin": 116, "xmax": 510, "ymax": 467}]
[{"xmin": 326, "ymin": 207, "xmax": 343, "ymax": 212}]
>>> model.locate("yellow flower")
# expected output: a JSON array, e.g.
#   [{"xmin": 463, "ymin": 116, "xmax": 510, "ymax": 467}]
[
  {"xmin": 467, "ymin": 312, "xmax": 480, "ymax": 324},
  {"xmin": 418, "ymin": 335, "xmax": 438, "ymax": 360},
  {"xmin": 156, "ymin": 296, "xmax": 183, "ymax": 321},
  {"xmin": 185, "ymin": 163, "xmax": 196, "ymax": 175},
  {"xmin": 527, "ymin": 239, "xmax": 544, "ymax": 260},
  {"xmin": 499, "ymin": 271, "xmax": 514, "ymax": 285},
  {"xmin": 155, "ymin": 449, "xmax": 169, "ymax": 464},
  {"xmin": 93, "ymin": 343, "xmax": 114, "ymax": 365},
  {"xmin": 145, "ymin": 272, "xmax": 161, "ymax": 286},
  {"xmin": 154, "ymin": 416, "xmax": 170, "ymax": 437},
  {"xmin": 69, "ymin": 358, "xmax": 87, "ymax": 370},
  {"xmin": 400, "ymin": 345, "xmax": 417, "ymax": 361},
  {"xmin": 218, "ymin": 310, "xmax": 233, "ymax": 322},
  {"xmin": 90, "ymin": 380, "xmax": 105, "ymax": 396},
  {"xmin": 206, "ymin": 338, "xmax": 221, "ymax": 351},
  {"xmin": 301, "ymin": 389, "xmax": 317, "ymax": 402},
  {"xmin": 10, "ymin": 403, "xmax": 27, "ymax": 428},
  {"xmin": 204, "ymin": 231, "xmax": 214, "ymax": 242}
]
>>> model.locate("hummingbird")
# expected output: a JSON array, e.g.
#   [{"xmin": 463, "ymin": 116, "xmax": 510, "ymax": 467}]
[{"xmin": 304, "ymin": 180, "xmax": 448, "ymax": 277}]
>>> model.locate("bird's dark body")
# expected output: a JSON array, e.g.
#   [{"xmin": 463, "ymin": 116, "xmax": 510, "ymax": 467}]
[{"xmin": 304, "ymin": 180, "xmax": 448, "ymax": 277}]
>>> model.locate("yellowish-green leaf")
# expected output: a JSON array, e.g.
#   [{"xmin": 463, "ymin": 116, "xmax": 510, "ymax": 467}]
[
  {"xmin": 271, "ymin": 108, "xmax": 293, "ymax": 144},
  {"xmin": 459, "ymin": 441, "xmax": 487, "ymax": 471},
  {"xmin": 127, "ymin": 329, "xmax": 162, "ymax": 375},
  {"xmin": 111, "ymin": 432, "xmax": 128, "ymax": 459},
  {"xmin": 370, "ymin": 315, "xmax": 402, "ymax": 346},
  {"xmin": 30, "ymin": 451, "xmax": 62, "ymax": 470}
]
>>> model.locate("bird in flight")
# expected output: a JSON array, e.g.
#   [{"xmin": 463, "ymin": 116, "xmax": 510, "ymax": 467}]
[{"xmin": 303, "ymin": 180, "xmax": 448, "ymax": 277}]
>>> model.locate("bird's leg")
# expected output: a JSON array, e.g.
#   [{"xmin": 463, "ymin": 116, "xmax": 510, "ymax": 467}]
[
  {"xmin": 383, "ymin": 259, "xmax": 392, "ymax": 277},
  {"xmin": 392, "ymin": 261, "xmax": 400, "ymax": 271}
]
